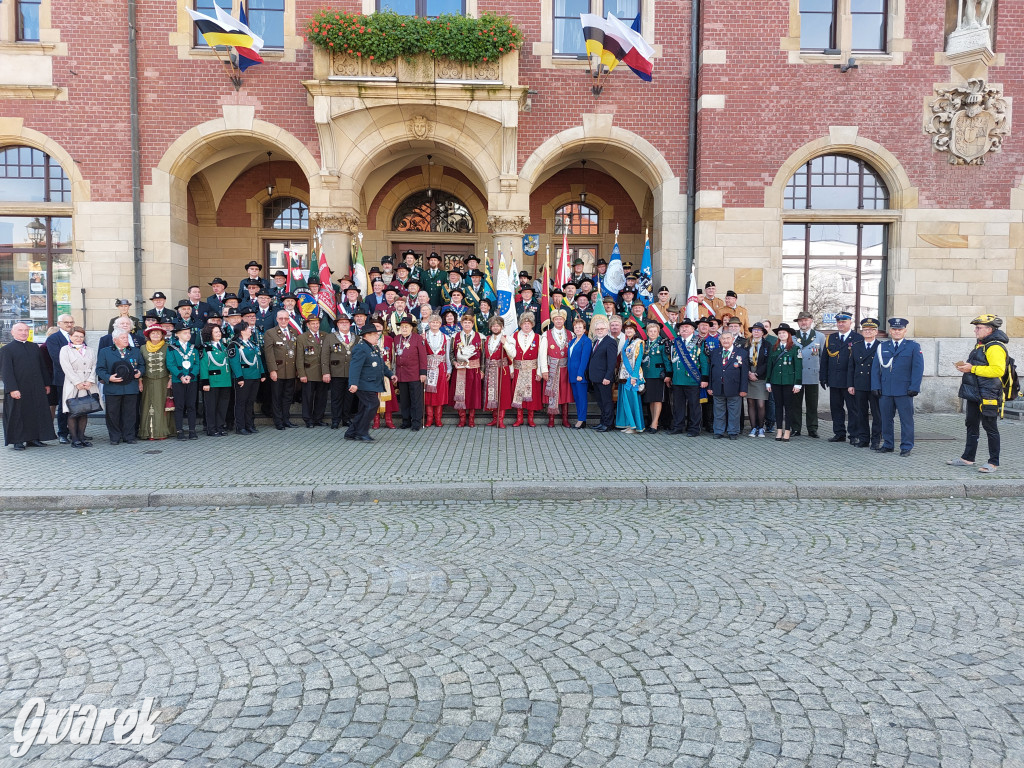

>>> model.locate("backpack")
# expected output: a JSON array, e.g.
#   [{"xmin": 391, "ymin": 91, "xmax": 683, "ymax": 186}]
[{"xmin": 986, "ymin": 341, "xmax": 1020, "ymax": 404}]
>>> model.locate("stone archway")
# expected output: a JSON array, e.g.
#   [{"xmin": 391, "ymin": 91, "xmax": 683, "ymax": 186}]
[
  {"xmin": 520, "ymin": 119, "xmax": 684, "ymax": 294},
  {"xmin": 145, "ymin": 107, "xmax": 325, "ymax": 298}
]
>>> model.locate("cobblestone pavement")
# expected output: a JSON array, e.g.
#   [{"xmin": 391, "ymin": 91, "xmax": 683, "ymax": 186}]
[
  {"xmin": 1, "ymin": 499, "xmax": 1022, "ymax": 768},
  {"xmin": 0, "ymin": 414, "xmax": 1021, "ymax": 493}
]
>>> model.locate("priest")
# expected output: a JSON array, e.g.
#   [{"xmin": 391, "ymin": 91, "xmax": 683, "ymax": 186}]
[{"xmin": 1, "ymin": 323, "xmax": 58, "ymax": 450}]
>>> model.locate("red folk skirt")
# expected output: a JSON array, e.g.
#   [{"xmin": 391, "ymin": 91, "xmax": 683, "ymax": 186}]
[
  {"xmin": 424, "ymin": 353, "xmax": 450, "ymax": 406},
  {"xmin": 449, "ymin": 364, "xmax": 483, "ymax": 410}
]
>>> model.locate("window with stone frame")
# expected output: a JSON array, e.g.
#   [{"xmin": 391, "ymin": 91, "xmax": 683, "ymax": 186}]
[
  {"xmin": 554, "ymin": 203, "xmax": 599, "ymax": 235},
  {"xmin": 375, "ymin": 0, "xmax": 466, "ymax": 16},
  {"xmin": 392, "ymin": 191, "xmax": 474, "ymax": 233},
  {"xmin": 781, "ymin": 154, "xmax": 889, "ymax": 329},
  {"xmin": 797, "ymin": 0, "xmax": 889, "ymax": 54},
  {"xmin": 263, "ymin": 197, "xmax": 309, "ymax": 229}
]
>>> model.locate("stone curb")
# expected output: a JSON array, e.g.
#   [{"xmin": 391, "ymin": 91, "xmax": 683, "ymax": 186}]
[{"xmin": 0, "ymin": 479, "xmax": 1016, "ymax": 511}]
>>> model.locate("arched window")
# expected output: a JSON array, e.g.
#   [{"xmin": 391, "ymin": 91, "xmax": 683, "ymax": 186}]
[
  {"xmin": 554, "ymin": 202, "xmax": 598, "ymax": 235},
  {"xmin": 263, "ymin": 197, "xmax": 308, "ymax": 229},
  {"xmin": 392, "ymin": 191, "xmax": 474, "ymax": 233},
  {"xmin": 782, "ymin": 154, "xmax": 889, "ymax": 328},
  {"xmin": 784, "ymin": 154, "xmax": 888, "ymax": 210},
  {"xmin": 0, "ymin": 145, "xmax": 72, "ymax": 341}
]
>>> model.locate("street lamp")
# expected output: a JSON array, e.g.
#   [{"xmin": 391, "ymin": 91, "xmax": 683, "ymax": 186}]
[
  {"xmin": 265, "ymin": 151, "xmax": 275, "ymax": 198},
  {"xmin": 579, "ymin": 160, "xmax": 587, "ymax": 205},
  {"xmin": 26, "ymin": 217, "xmax": 46, "ymax": 247}
]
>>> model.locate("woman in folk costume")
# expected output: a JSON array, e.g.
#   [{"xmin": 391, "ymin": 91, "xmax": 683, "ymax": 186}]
[
  {"xmin": 511, "ymin": 312, "xmax": 544, "ymax": 427},
  {"xmin": 538, "ymin": 308, "xmax": 572, "ymax": 428},
  {"xmin": 369, "ymin": 317, "xmax": 399, "ymax": 429},
  {"xmin": 482, "ymin": 315, "xmax": 515, "ymax": 428},
  {"xmin": 422, "ymin": 313, "xmax": 451, "ymax": 427},
  {"xmin": 615, "ymin": 319, "xmax": 646, "ymax": 433},
  {"xmin": 139, "ymin": 325, "xmax": 175, "ymax": 440},
  {"xmin": 449, "ymin": 312, "xmax": 483, "ymax": 427}
]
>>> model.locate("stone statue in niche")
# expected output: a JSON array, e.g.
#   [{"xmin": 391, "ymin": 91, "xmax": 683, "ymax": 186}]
[{"xmin": 947, "ymin": 0, "xmax": 995, "ymax": 54}]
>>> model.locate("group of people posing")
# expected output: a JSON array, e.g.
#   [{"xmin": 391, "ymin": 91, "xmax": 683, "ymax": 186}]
[{"xmin": 0, "ymin": 253, "xmax": 1011, "ymax": 470}]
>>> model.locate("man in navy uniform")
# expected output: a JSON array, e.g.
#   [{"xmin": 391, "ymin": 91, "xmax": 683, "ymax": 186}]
[
  {"xmin": 819, "ymin": 311, "xmax": 863, "ymax": 443},
  {"xmin": 847, "ymin": 317, "xmax": 882, "ymax": 449},
  {"xmin": 345, "ymin": 324, "xmax": 396, "ymax": 442},
  {"xmin": 253, "ymin": 291, "xmax": 277, "ymax": 331},
  {"xmin": 870, "ymin": 317, "xmax": 924, "ymax": 456},
  {"xmin": 268, "ymin": 270, "xmax": 289, "ymax": 305},
  {"xmin": 339, "ymin": 286, "xmax": 364, "ymax": 319}
]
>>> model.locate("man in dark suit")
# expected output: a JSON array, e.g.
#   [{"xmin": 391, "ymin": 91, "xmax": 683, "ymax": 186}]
[
  {"xmin": 237, "ymin": 260, "xmax": 269, "ymax": 297},
  {"xmin": 253, "ymin": 291, "xmax": 277, "ymax": 331},
  {"xmin": 344, "ymin": 325, "xmax": 396, "ymax": 442},
  {"xmin": 588, "ymin": 316, "xmax": 618, "ymax": 432},
  {"xmin": 206, "ymin": 278, "xmax": 229, "ymax": 316},
  {"xmin": 186, "ymin": 285, "xmax": 212, "ymax": 326},
  {"xmin": 820, "ymin": 311, "xmax": 863, "ymax": 443},
  {"xmin": 708, "ymin": 331, "xmax": 750, "ymax": 439},
  {"xmin": 339, "ymin": 286, "xmax": 364, "ymax": 319},
  {"xmin": 847, "ymin": 317, "xmax": 881, "ymax": 449},
  {"xmin": 46, "ymin": 313, "xmax": 74, "ymax": 443}
]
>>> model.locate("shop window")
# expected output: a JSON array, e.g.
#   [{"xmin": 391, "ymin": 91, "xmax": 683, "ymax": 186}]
[{"xmin": 0, "ymin": 146, "xmax": 72, "ymax": 342}]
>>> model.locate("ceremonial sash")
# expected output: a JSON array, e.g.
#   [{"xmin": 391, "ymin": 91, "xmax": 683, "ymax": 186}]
[
  {"xmin": 673, "ymin": 336, "xmax": 701, "ymax": 382},
  {"xmin": 545, "ymin": 357, "xmax": 566, "ymax": 414},
  {"xmin": 512, "ymin": 359, "xmax": 538, "ymax": 407},
  {"xmin": 649, "ymin": 303, "xmax": 675, "ymax": 339},
  {"xmin": 701, "ymin": 300, "xmax": 716, "ymax": 317}
]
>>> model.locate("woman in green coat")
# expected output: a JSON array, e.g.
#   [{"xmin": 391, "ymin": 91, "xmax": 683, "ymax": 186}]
[
  {"xmin": 228, "ymin": 321, "xmax": 266, "ymax": 435},
  {"xmin": 641, "ymin": 320, "xmax": 671, "ymax": 433},
  {"xmin": 765, "ymin": 322, "xmax": 803, "ymax": 442},
  {"xmin": 200, "ymin": 325, "xmax": 231, "ymax": 436}
]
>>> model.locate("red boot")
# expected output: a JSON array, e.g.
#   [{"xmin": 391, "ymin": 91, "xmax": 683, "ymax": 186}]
[
  {"xmin": 385, "ymin": 413, "xmax": 396, "ymax": 429},
  {"xmin": 527, "ymin": 411, "xmax": 536, "ymax": 427},
  {"xmin": 468, "ymin": 411, "xmax": 476, "ymax": 427},
  {"xmin": 457, "ymin": 411, "xmax": 467, "ymax": 428},
  {"xmin": 548, "ymin": 414, "xmax": 556, "ymax": 428},
  {"xmin": 512, "ymin": 409, "xmax": 525, "ymax": 427},
  {"xmin": 486, "ymin": 410, "xmax": 498, "ymax": 426},
  {"xmin": 372, "ymin": 414, "xmax": 380, "ymax": 430},
  {"xmin": 435, "ymin": 406, "xmax": 444, "ymax": 427},
  {"xmin": 425, "ymin": 406, "xmax": 434, "ymax": 427},
  {"xmin": 562, "ymin": 405, "xmax": 571, "ymax": 428},
  {"xmin": 496, "ymin": 410, "xmax": 506, "ymax": 429}
]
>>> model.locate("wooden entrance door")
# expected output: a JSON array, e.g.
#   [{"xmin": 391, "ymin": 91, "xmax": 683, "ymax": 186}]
[{"xmin": 392, "ymin": 242, "xmax": 477, "ymax": 273}]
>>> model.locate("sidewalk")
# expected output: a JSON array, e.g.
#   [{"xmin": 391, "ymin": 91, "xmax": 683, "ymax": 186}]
[{"xmin": 2, "ymin": 413, "xmax": 1021, "ymax": 509}]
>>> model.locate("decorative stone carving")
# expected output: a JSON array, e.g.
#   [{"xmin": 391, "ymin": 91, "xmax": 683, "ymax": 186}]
[
  {"xmin": 368, "ymin": 58, "xmax": 397, "ymax": 78},
  {"xmin": 408, "ymin": 114, "xmax": 434, "ymax": 140},
  {"xmin": 473, "ymin": 60, "xmax": 500, "ymax": 81},
  {"xmin": 436, "ymin": 58, "xmax": 464, "ymax": 79},
  {"xmin": 487, "ymin": 215, "xmax": 529, "ymax": 234},
  {"xmin": 311, "ymin": 212, "xmax": 360, "ymax": 234},
  {"xmin": 926, "ymin": 79, "xmax": 1010, "ymax": 165},
  {"xmin": 947, "ymin": 0, "xmax": 995, "ymax": 54}
]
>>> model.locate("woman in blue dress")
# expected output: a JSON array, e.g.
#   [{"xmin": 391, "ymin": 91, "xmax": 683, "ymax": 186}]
[
  {"xmin": 566, "ymin": 316, "xmax": 592, "ymax": 428},
  {"xmin": 440, "ymin": 309, "xmax": 460, "ymax": 338},
  {"xmin": 615, "ymin": 320, "xmax": 645, "ymax": 433}
]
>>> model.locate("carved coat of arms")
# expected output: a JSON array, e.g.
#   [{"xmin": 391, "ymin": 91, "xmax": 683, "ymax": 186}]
[{"xmin": 926, "ymin": 79, "xmax": 1010, "ymax": 165}]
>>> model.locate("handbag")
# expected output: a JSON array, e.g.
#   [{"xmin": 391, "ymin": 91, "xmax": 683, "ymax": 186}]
[
  {"xmin": 164, "ymin": 394, "xmax": 175, "ymax": 412},
  {"xmin": 66, "ymin": 390, "xmax": 102, "ymax": 416}
]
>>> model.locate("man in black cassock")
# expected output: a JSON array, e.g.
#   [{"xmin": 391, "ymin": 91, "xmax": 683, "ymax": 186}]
[{"xmin": 1, "ymin": 322, "xmax": 57, "ymax": 450}]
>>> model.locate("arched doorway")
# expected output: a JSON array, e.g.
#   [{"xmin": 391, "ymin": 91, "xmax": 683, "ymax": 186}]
[{"xmin": 390, "ymin": 189, "xmax": 477, "ymax": 271}]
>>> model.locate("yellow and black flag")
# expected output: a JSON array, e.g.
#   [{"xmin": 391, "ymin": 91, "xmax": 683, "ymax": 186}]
[
  {"xmin": 186, "ymin": 8, "xmax": 254, "ymax": 49},
  {"xmin": 580, "ymin": 13, "xmax": 620, "ymax": 72}
]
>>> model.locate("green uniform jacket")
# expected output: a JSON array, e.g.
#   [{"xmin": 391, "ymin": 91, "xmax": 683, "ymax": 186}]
[
  {"xmin": 166, "ymin": 341, "xmax": 201, "ymax": 383},
  {"xmin": 669, "ymin": 336, "xmax": 709, "ymax": 386},
  {"xmin": 228, "ymin": 339, "xmax": 265, "ymax": 382},
  {"xmin": 641, "ymin": 338, "xmax": 670, "ymax": 380},
  {"xmin": 199, "ymin": 342, "xmax": 232, "ymax": 388},
  {"xmin": 766, "ymin": 344, "xmax": 802, "ymax": 386}
]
